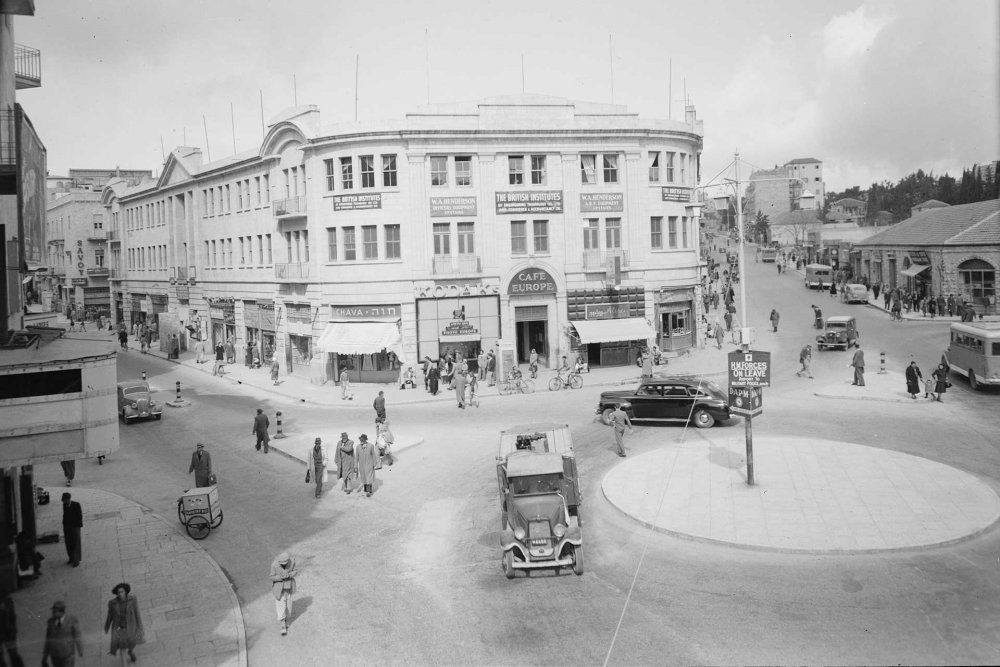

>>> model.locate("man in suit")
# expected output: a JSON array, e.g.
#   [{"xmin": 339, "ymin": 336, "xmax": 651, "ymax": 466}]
[
  {"xmin": 188, "ymin": 442, "xmax": 214, "ymax": 487},
  {"xmin": 42, "ymin": 600, "xmax": 83, "ymax": 667},
  {"xmin": 61, "ymin": 493, "xmax": 82, "ymax": 567},
  {"xmin": 252, "ymin": 408, "xmax": 270, "ymax": 453},
  {"xmin": 850, "ymin": 344, "xmax": 866, "ymax": 387},
  {"xmin": 269, "ymin": 552, "xmax": 297, "ymax": 636}
]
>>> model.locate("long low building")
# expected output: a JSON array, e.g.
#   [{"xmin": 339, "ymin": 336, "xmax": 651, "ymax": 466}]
[{"xmin": 102, "ymin": 95, "xmax": 708, "ymax": 384}]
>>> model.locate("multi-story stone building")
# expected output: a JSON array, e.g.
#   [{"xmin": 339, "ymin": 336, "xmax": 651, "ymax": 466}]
[
  {"xmin": 744, "ymin": 157, "xmax": 825, "ymax": 223},
  {"xmin": 104, "ymin": 95, "xmax": 706, "ymax": 383}
]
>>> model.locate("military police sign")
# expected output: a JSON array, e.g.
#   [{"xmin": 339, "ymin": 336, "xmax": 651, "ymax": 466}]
[
  {"xmin": 728, "ymin": 350, "xmax": 771, "ymax": 388},
  {"xmin": 728, "ymin": 386, "xmax": 763, "ymax": 417}
]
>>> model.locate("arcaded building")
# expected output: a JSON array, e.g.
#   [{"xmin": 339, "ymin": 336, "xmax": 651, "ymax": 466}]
[{"xmin": 104, "ymin": 95, "xmax": 706, "ymax": 384}]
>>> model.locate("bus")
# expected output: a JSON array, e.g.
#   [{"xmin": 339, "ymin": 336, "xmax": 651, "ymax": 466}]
[
  {"xmin": 945, "ymin": 321, "xmax": 1000, "ymax": 390},
  {"xmin": 760, "ymin": 247, "xmax": 778, "ymax": 263},
  {"xmin": 804, "ymin": 263, "xmax": 833, "ymax": 289}
]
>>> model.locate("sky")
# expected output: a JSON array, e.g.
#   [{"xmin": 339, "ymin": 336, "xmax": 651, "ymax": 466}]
[{"xmin": 14, "ymin": 0, "xmax": 1000, "ymax": 194}]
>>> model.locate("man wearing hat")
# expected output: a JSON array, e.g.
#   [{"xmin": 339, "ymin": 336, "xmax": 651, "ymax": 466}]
[
  {"xmin": 42, "ymin": 600, "xmax": 83, "ymax": 666},
  {"xmin": 307, "ymin": 437, "xmax": 328, "ymax": 499},
  {"xmin": 252, "ymin": 408, "xmax": 270, "ymax": 453},
  {"xmin": 334, "ymin": 432, "xmax": 356, "ymax": 494},
  {"xmin": 356, "ymin": 434, "xmax": 378, "ymax": 498},
  {"xmin": 61, "ymin": 493, "xmax": 83, "ymax": 567},
  {"xmin": 188, "ymin": 443, "xmax": 214, "ymax": 488},
  {"xmin": 269, "ymin": 552, "xmax": 297, "ymax": 636}
]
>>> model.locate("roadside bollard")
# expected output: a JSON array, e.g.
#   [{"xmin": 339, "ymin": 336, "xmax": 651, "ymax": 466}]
[
  {"xmin": 141, "ymin": 369, "xmax": 147, "ymax": 381},
  {"xmin": 878, "ymin": 352, "xmax": 887, "ymax": 374},
  {"xmin": 175, "ymin": 381, "xmax": 182, "ymax": 401},
  {"xmin": 274, "ymin": 410, "xmax": 286, "ymax": 439}
]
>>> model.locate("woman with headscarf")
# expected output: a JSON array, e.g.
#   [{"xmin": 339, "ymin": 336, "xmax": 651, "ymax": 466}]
[
  {"xmin": 931, "ymin": 363, "xmax": 949, "ymax": 402},
  {"xmin": 104, "ymin": 582, "xmax": 144, "ymax": 662},
  {"xmin": 904, "ymin": 361, "xmax": 923, "ymax": 399}
]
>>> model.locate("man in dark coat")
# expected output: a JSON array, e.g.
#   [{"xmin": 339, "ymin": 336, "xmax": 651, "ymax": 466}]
[
  {"xmin": 188, "ymin": 443, "xmax": 213, "ymax": 487},
  {"xmin": 42, "ymin": 600, "xmax": 83, "ymax": 667},
  {"xmin": 61, "ymin": 493, "xmax": 82, "ymax": 567},
  {"xmin": 214, "ymin": 342, "xmax": 225, "ymax": 376},
  {"xmin": 252, "ymin": 408, "xmax": 270, "ymax": 453}
]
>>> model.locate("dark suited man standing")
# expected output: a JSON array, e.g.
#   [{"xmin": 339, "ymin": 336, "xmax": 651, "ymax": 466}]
[
  {"xmin": 61, "ymin": 493, "xmax": 82, "ymax": 567},
  {"xmin": 188, "ymin": 442, "xmax": 214, "ymax": 487},
  {"xmin": 42, "ymin": 600, "xmax": 83, "ymax": 667},
  {"xmin": 252, "ymin": 408, "xmax": 270, "ymax": 453}
]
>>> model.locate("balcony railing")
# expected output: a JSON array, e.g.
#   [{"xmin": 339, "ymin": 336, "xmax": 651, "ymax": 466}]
[
  {"xmin": 272, "ymin": 195, "xmax": 307, "ymax": 218},
  {"xmin": 15, "ymin": 44, "xmax": 42, "ymax": 90},
  {"xmin": 51, "ymin": 267, "xmax": 66, "ymax": 276},
  {"xmin": 432, "ymin": 255, "xmax": 482, "ymax": 275},
  {"xmin": 0, "ymin": 109, "xmax": 13, "ymax": 168},
  {"xmin": 87, "ymin": 266, "xmax": 110, "ymax": 276},
  {"xmin": 87, "ymin": 231, "xmax": 107, "ymax": 242},
  {"xmin": 275, "ymin": 262, "xmax": 310, "ymax": 281},
  {"xmin": 582, "ymin": 249, "xmax": 630, "ymax": 271}
]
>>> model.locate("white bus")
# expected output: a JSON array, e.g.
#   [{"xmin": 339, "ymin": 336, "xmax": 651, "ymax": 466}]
[
  {"xmin": 945, "ymin": 322, "xmax": 1000, "ymax": 390},
  {"xmin": 804, "ymin": 263, "xmax": 833, "ymax": 289}
]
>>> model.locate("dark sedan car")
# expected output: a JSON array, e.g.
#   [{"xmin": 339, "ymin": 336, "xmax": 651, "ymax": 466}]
[{"xmin": 597, "ymin": 377, "xmax": 731, "ymax": 428}]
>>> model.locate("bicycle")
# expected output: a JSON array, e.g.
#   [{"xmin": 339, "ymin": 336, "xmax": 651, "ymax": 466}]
[
  {"xmin": 548, "ymin": 370, "xmax": 583, "ymax": 391},
  {"xmin": 498, "ymin": 368, "xmax": 535, "ymax": 395}
]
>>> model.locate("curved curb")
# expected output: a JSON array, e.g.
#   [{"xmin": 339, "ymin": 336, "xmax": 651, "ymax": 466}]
[{"xmin": 812, "ymin": 390, "xmax": 915, "ymax": 404}]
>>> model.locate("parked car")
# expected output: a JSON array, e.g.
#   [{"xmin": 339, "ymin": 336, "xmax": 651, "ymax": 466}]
[
  {"xmin": 117, "ymin": 380, "xmax": 162, "ymax": 424},
  {"xmin": 816, "ymin": 315, "xmax": 859, "ymax": 350},
  {"xmin": 597, "ymin": 377, "xmax": 731, "ymax": 429},
  {"xmin": 841, "ymin": 284, "xmax": 869, "ymax": 304}
]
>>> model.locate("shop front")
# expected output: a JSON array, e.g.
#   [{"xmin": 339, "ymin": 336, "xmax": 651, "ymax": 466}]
[
  {"xmin": 655, "ymin": 287, "xmax": 695, "ymax": 352},
  {"xmin": 82, "ymin": 286, "xmax": 111, "ymax": 322},
  {"xmin": 318, "ymin": 304, "xmax": 405, "ymax": 384},
  {"xmin": 507, "ymin": 269, "xmax": 557, "ymax": 366},
  {"xmin": 208, "ymin": 297, "xmax": 236, "ymax": 348},
  {"xmin": 285, "ymin": 302, "xmax": 314, "ymax": 375},
  {"xmin": 416, "ymin": 291, "xmax": 501, "ymax": 370},
  {"xmin": 566, "ymin": 287, "xmax": 651, "ymax": 367},
  {"xmin": 901, "ymin": 250, "xmax": 932, "ymax": 298},
  {"xmin": 129, "ymin": 293, "xmax": 146, "ymax": 333},
  {"xmin": 243, "ymin": 300, "xmax": 277, "ymax": 365}
]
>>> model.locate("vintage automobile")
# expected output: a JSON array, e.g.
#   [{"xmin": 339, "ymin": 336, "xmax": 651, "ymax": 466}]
[
  {"xmin": 597, "ymin": 377, "xmax": 731, "ymax": 429},
  {"xmin": 497, "ymin": 423, "xmax": 582, "ymax": 579},
  {"xmin": 816, "ymin": 315, "xmax": 859, "ymax": 350},
  {"xmin": 117, "ymin": 380, "xmax": 163, "ymax": 424},
  {"xmin": 841, "ymin": 284, "xmax": 870, "ymax": 304}
]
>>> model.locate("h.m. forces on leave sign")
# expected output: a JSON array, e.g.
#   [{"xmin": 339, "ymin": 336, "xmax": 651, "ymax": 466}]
[{"xmin": 728, "ymin": 350, "xmax": 771, "ymax": 388}]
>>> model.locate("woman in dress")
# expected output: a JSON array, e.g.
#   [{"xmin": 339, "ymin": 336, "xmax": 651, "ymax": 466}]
[
  {"xmin": 104, "ymin": 582, "xmax": 144, "ymax": 663},
  {"xmin": 931, "ymin": 363, "xmax": 949, "ymax": 402},
  {"xmin": 904, "ymin": 361, "xmax": 923, "ymax": 399}
]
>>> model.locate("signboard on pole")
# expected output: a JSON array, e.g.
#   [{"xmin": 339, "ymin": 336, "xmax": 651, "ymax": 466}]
[
  {"xmin": 728, "ymin": 350, "xmax": 771, "ymax": 387},
  {"xmin": 728, "ymin": 386, "xmax": 763, "ymax": 416}
]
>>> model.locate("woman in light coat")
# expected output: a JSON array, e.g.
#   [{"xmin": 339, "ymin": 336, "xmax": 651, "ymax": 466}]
[
  {"xmin": 307, "ymin": 437, "xmax": 329, "ymax": 498},
  {"xmin": 356, "ymin": 434, "xmax": 378, "ymax": 498},
  {"xmin": 334, "ymin": 433, "xmax": 356, "ymax": 493},
  {"xmin": 104, "ymin": 582, "xmax": 144, "ymax": 662}
]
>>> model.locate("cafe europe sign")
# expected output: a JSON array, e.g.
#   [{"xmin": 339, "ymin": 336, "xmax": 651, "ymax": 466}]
[
  {"xmin": 430, "ymin": 196, "xmax": 477, "ymax": 217},
  {"xmin": 495, "ymin": 190, "xmax": 563, "ymax": 215},
  {"xmin": 508, "ymin": 269, "xmax": 557, "ymax": 295},
  {"xmin": 333, "ymin": 193, "xmax": 382, "ymax": 211}
]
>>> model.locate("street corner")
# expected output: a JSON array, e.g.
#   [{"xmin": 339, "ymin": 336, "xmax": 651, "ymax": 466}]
[{"xmin": 812, "ymin": 373, "xmax": 917, "ymax": 403}]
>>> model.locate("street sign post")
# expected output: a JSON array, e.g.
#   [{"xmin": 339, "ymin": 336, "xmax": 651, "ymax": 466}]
[
  {"xmin": 728, "ymin": 386, "xmax": 763, "ymax": 417},
  {"xmin": 728, "ymin": 350, "xmax": 771, "ymax": 486}
]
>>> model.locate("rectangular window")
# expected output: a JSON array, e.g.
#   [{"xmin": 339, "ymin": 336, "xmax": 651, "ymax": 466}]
[
  {"xmin": 511, "ymin": 221, "xmax": 527, "ymax": 255},
  {"xmin": 205, "ymin": 241, "xmax": 211, "ymax": 267},
  {"xmin": 225, "ymin": 184, "xmax": 232, "ymax": 212},
  {"xmin": 202, "ymin": 191, "xmax": 209, "ymax": 216},
  {"xmin": 650, "ymin": 216, "xmax": 663, "ymax": 248},
  {"xmin": 533, "ymin": 220, "xmax": 549, "ymax": 253},
  {"xmin": 382, "ymin": 154, "xmax": 397, "ymax": 187},
  {"xmin": 340, "ymin": 157, "xmax": 353, "ymax": 190},
  {"xmin": 210, "ymin": 240, "xmax": 217, "ymax": 267},
  {"xmin": 682, "ymin": 216, "xmax": 689, "ymax": 248},
  {"xmin": 266, "ymin": 234, "xmax": 272, "ymax": 263},
  {"xmin": 455, "ymin": 156, "xmax": 472, "ymax": 187},
  {"xmin": 257, "ymin": 234, "xmax": 263, "ymax": 265},
  {"xmin": 239, "ymin": 237, "xmax": 246, "ymax": 266},
  {"xmin": 254, "ymin": 176, "xmax": 261, "ymax": 206},
  {"xmin": 343, "ymin": 227, "xmax": 356, "ymax": 261},
  {"xmin": 247, "ymin": 237, "xmax": 254, "ymax": 265},
  {"xmin": 665, "ymin": 152, "xmax": 675, "ymax": 182},
  {"xmin": 227, "ymin": 238, "xmax": 233, "ymax": 266},
  {"xmin": 431, "ymin": 156, "xmax": 448, "ymax": 186},
  {"xmin": 583, "ymin": 218, "xmax": 599, "ymax": 250},
  {"xmin": 530, "ymin": 155, "xmax": 546, "ymax": 185},
  {"xmin": 603, "ymin": 154, "xmax": 618, "ymax": 183},
  {"xmin": 508, "ymin": 156, "xmax": 524, "ymax": 185},
  {"xmin": 581, "ymin": 154, "xmax": 597, "ymax": 184},
  {"xmin": 238, "ymin": 182, "xmax": 245, "ymax": 210},
  {"xmin": 362, "ymin": 225, "xmax": 378, "ymax": 259},
  {"xmin": 668, "ymin": 216, "xmax": 678, "ymax": 248},
  {"xmin": 385, "ymin": 224, "xmax": 401, "ymax": 259},
  {"xmin": 433, "ymin": 223, "xmax": 451, "ymax": 255},
  {"xmin": 324, "ymin": 159, "xmax": 336, "ymax": 191},
  {"xmin": 648, "ymin": 151, "xmax": 660, "ymax": 182},
  {"xmin": 327, "ymin": 228, "xmax": 337, "ymax": 262},
  {"xmin": 302, "ymin": 230, "xmax": 309, "ymax": 262},
  {"xmin": 263, "ymin": 174, "xmax": 270, "ymax": 203},
  {"xmin": 605, "ymin": 217, "xmax": 621, "ymax": 248},
  {"xmin": 360, "ymin": 155, "xmax": 375, "ymax": 188},
  {"xmin": 680, "ymin": 153, "xmax": 687, "ymax": 185},
  {"xmin": 209, "ymin": 190, "xmax": 215, "ymax": 216},
  {"xmin": 457, "ymin": 222, "xmax": 474, "ymax": 254}
]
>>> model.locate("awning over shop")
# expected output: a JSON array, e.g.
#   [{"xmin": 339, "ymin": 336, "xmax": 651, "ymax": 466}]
[
  {"xmin": 316, "ymin": 321, "xmax": 405, "ymax": 361},
  {"xmin": 900, "ymin": 264, "xmax": 930, "ymax": 277},
  {"xmin": 21, "ymin": 276, "xmax": 33, "ymax": 284},
  {"xmin": 570, "ymin": 318, "xmax": 655, "ymax": 344}
]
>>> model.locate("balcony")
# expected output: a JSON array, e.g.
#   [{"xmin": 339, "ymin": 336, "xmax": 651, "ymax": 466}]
[
  {"xmin": 432, "ymin": 255, "xmax": 482, "ymax": 275},
  {"xmin": 272, "ymin": 195, "xmax": 307, "ymax": 219},
  {"xmin": 87, "ymin": 231, "xmax": 107, "ymax": 242},
  {"xmin": 51, "ymin": 267, "xmax": 66, "ymax": 276},
  {"xmin": 87, "ymin": 266, "xmax": 110, "ymax": 276},
  {"xmin": 15, "ymin": 44, "xmax": 42, "ymax": 90},
  {"xmin": 107, "ymin": 229, "xmax": 119, "ymax": 242},
  {"xmin": 582, "ymin": 249, "xmax": 630, "ymax": 272},
  {"xmin": 275, "ymin": 262, "xmax": 310, "ymax": 281}
]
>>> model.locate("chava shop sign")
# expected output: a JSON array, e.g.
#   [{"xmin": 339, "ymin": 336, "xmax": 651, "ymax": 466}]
[{"xmin": 508, "ymin": 269, "xmax": 556, "ymax": 295}]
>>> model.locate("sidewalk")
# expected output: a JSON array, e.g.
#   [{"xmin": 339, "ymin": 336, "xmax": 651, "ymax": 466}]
[{"xmin": 12, "ymin": 487, "xmax": 245, "ymax": 667}]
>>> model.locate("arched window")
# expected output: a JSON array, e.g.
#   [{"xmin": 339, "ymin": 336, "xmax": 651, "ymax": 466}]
[{"xmin": 958, "ymin": 258, "xmax": 995, "ymax": 307}]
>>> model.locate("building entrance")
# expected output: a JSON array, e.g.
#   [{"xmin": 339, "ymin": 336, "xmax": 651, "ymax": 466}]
[{"xmin": 516, "ymin": 320, "xmax": 547, "ymax": 363}]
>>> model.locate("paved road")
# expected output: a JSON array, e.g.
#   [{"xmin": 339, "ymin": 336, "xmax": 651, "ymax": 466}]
[{"xmin": 31, "ymin": 254, "xmax": 1000, "ymax": 665}]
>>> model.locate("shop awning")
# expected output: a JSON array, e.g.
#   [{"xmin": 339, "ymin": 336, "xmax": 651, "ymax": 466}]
[
  {"xmin": 901, "ymin": 264, "xmax": 930, "ymax": 277},
  {"xmin": 22, "ymin": 276, "xmax": 33, "ymax": 284},
  {"xmin": 570, "ymin": 318, "xmax": 655, "ymax": 344},
  {"xmin": 316, "ymin": 321, "xmax": 405, "ymax": 361}
]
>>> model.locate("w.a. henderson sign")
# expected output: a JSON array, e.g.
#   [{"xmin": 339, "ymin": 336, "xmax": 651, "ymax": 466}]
[{"xmin": 728, "ymin": 350, "xmax": 771, "ymax": 387}]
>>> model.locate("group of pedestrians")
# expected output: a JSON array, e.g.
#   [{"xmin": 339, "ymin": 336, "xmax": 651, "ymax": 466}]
[{"xmin": 904, "ymin": 361, "xmax": 951, "ymax": 401}]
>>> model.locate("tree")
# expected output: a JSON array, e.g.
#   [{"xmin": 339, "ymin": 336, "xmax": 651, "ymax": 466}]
[{"xmin": 751, "ymin": 211, "xmax": 770, "ymax": 243}]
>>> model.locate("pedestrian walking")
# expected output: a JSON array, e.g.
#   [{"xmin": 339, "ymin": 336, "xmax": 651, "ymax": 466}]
[
  {"xmin": 454, "ymin": 371, "xmax": 467, "ymax": 409},
  {"xmin": 812, "ymin": 304, "xmax": 823, "ymax": 329},
  {"xmin": 269, "ymin": 357, "xmax": 280, "ymax": 385},
  {"xmin": 796, "ymin": 344, "xmax": 814, "ymax": 378},
  {"xmin": 932, "ymin": 363, "xmax": 949, "ymax": 402},
  {"xmin": 373, "ymin": 390, "xmax": 387, "ymax": 424},
  {"xmin": 608, "ymin": 404, "xmax": 633, "ymax": 457},
  {"xmin": 213, "ymin": 342, "xmax": 225, "ymax": 375},
  {"xmin": 428, "ymin": 362, "xmax": 441, "ymax": 395},
  {"xmin": 334, "ymin": 432, "xmax": 356, "ymax": 493},
  {"xmin": 528, "ymin": 348, "xmax": 539, "ymax": 379},
  {"xmin": 252, "ymin": 408, "xmax": 270, "ymax": 453},
  {"xmin": 947, "ymin": 294, "xmax": 956, "ymax": 317},
  {"xmin": 724, "ymin": 309, "xmax": 733, "ymax": 332},
  {"xmin": 269, "ymin": 552, "xmax": 297, "ymax": 636},
  {"xmin": 769, "ymin": 308, "xmax": 780, "ymax": 333},
  {"xmin": 356, "ymin": 434, "xmax": 377, "ymax": 498},
  {"xmin": 61, "ymin": 493, "xmax": 82, "ymax": 567},
  {"xmin": 466, "ymin": 372, "xmax": 480, "ymax": 408},
  {"xmin": 339, "ymin": 367, "xmax": 353, "ymax": 400},
  {"xmin": 477, "ymin": 350, "xmax": 487, "ymax": 381},
  {"xmin": 42, "ymin": 600, "xmax": 83, "ymax": 667},
  {"xmin": 306, "ymin": 437, "xmax": 328, "ymax": 498},
  {"xmin": 849, "ymin": 344, "xmax": 866, "ymax": 386},
  {"xmin": 188, "ymin": 442, "xmax": 214, "ymax": 488},
  {"xmin": 486, "ymin": 350, "xmax": 497, "ymax": 386},
  {"xmin": 376, "ymin": 421, "xmax": 396, "ymax": 466},
  {"xmin": 905, "ymin": 361, "xmax": 923, "ymax": 399},
  {"xmin": 60, "ymin": 459, "xmax": 75, "ymax": 487},
  {"xmin": 103, "ymin": 583, "xmax": 143, "ymax": 663},
  {"xmin": 0, "ymin": 593, "xmax": 23, "ymax": 667},
  {"xmin": 196, "ymin": 338, "xmax": 206, "ymax": 364},
  {"xmin": 641, "ymin": 349, "xmax": 653, "ymax": 378},
  {"xmin": 118, "ymin": 327, "xmax": 129, "ymax": 351},
  {"xmin": 872, "ymin": 282, "xmax": 881, "ymax": 300},
  {"xmin": 714, "ymin": 321, "xmax": 724, "ymax": 349},
  {"xmin": 829, "ymin": 281, "xmax": 837, "ymax": 297}
]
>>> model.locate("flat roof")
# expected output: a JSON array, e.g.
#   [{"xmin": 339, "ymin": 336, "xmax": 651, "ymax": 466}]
[{"xmin": 951, "ymin": 322, "xmax": 1000, "ymax": 337}]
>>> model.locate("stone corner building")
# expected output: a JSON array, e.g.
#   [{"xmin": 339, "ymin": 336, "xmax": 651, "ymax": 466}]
[{"xmin": 852, "ymin": 198, "xmax": 999, "ymax": 315}]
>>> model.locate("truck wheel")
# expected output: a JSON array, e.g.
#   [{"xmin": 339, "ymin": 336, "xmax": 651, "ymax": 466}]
[
  {"xmin": 692, "ymin": 409, "xmax": 715, "ymax": 429},
  {"xmin": 601, "ymin": 408, "xmax": 614, "ymax": 425},
  {"xmin": 572, "ymin": 546, "xmax": 584, "ymax": 575},
  {"xmin": 502, "ymin": 551, "xmax": 515, "ymax": 579},
  {"xmin": 969, "ymin": 370, "xmax": 978, "ymax": 390}
]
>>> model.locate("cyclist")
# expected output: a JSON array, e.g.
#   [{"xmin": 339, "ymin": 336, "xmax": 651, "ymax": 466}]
[{"xmin": 556, "ymin": 355, "xmax": 571, "ymax": 379}]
